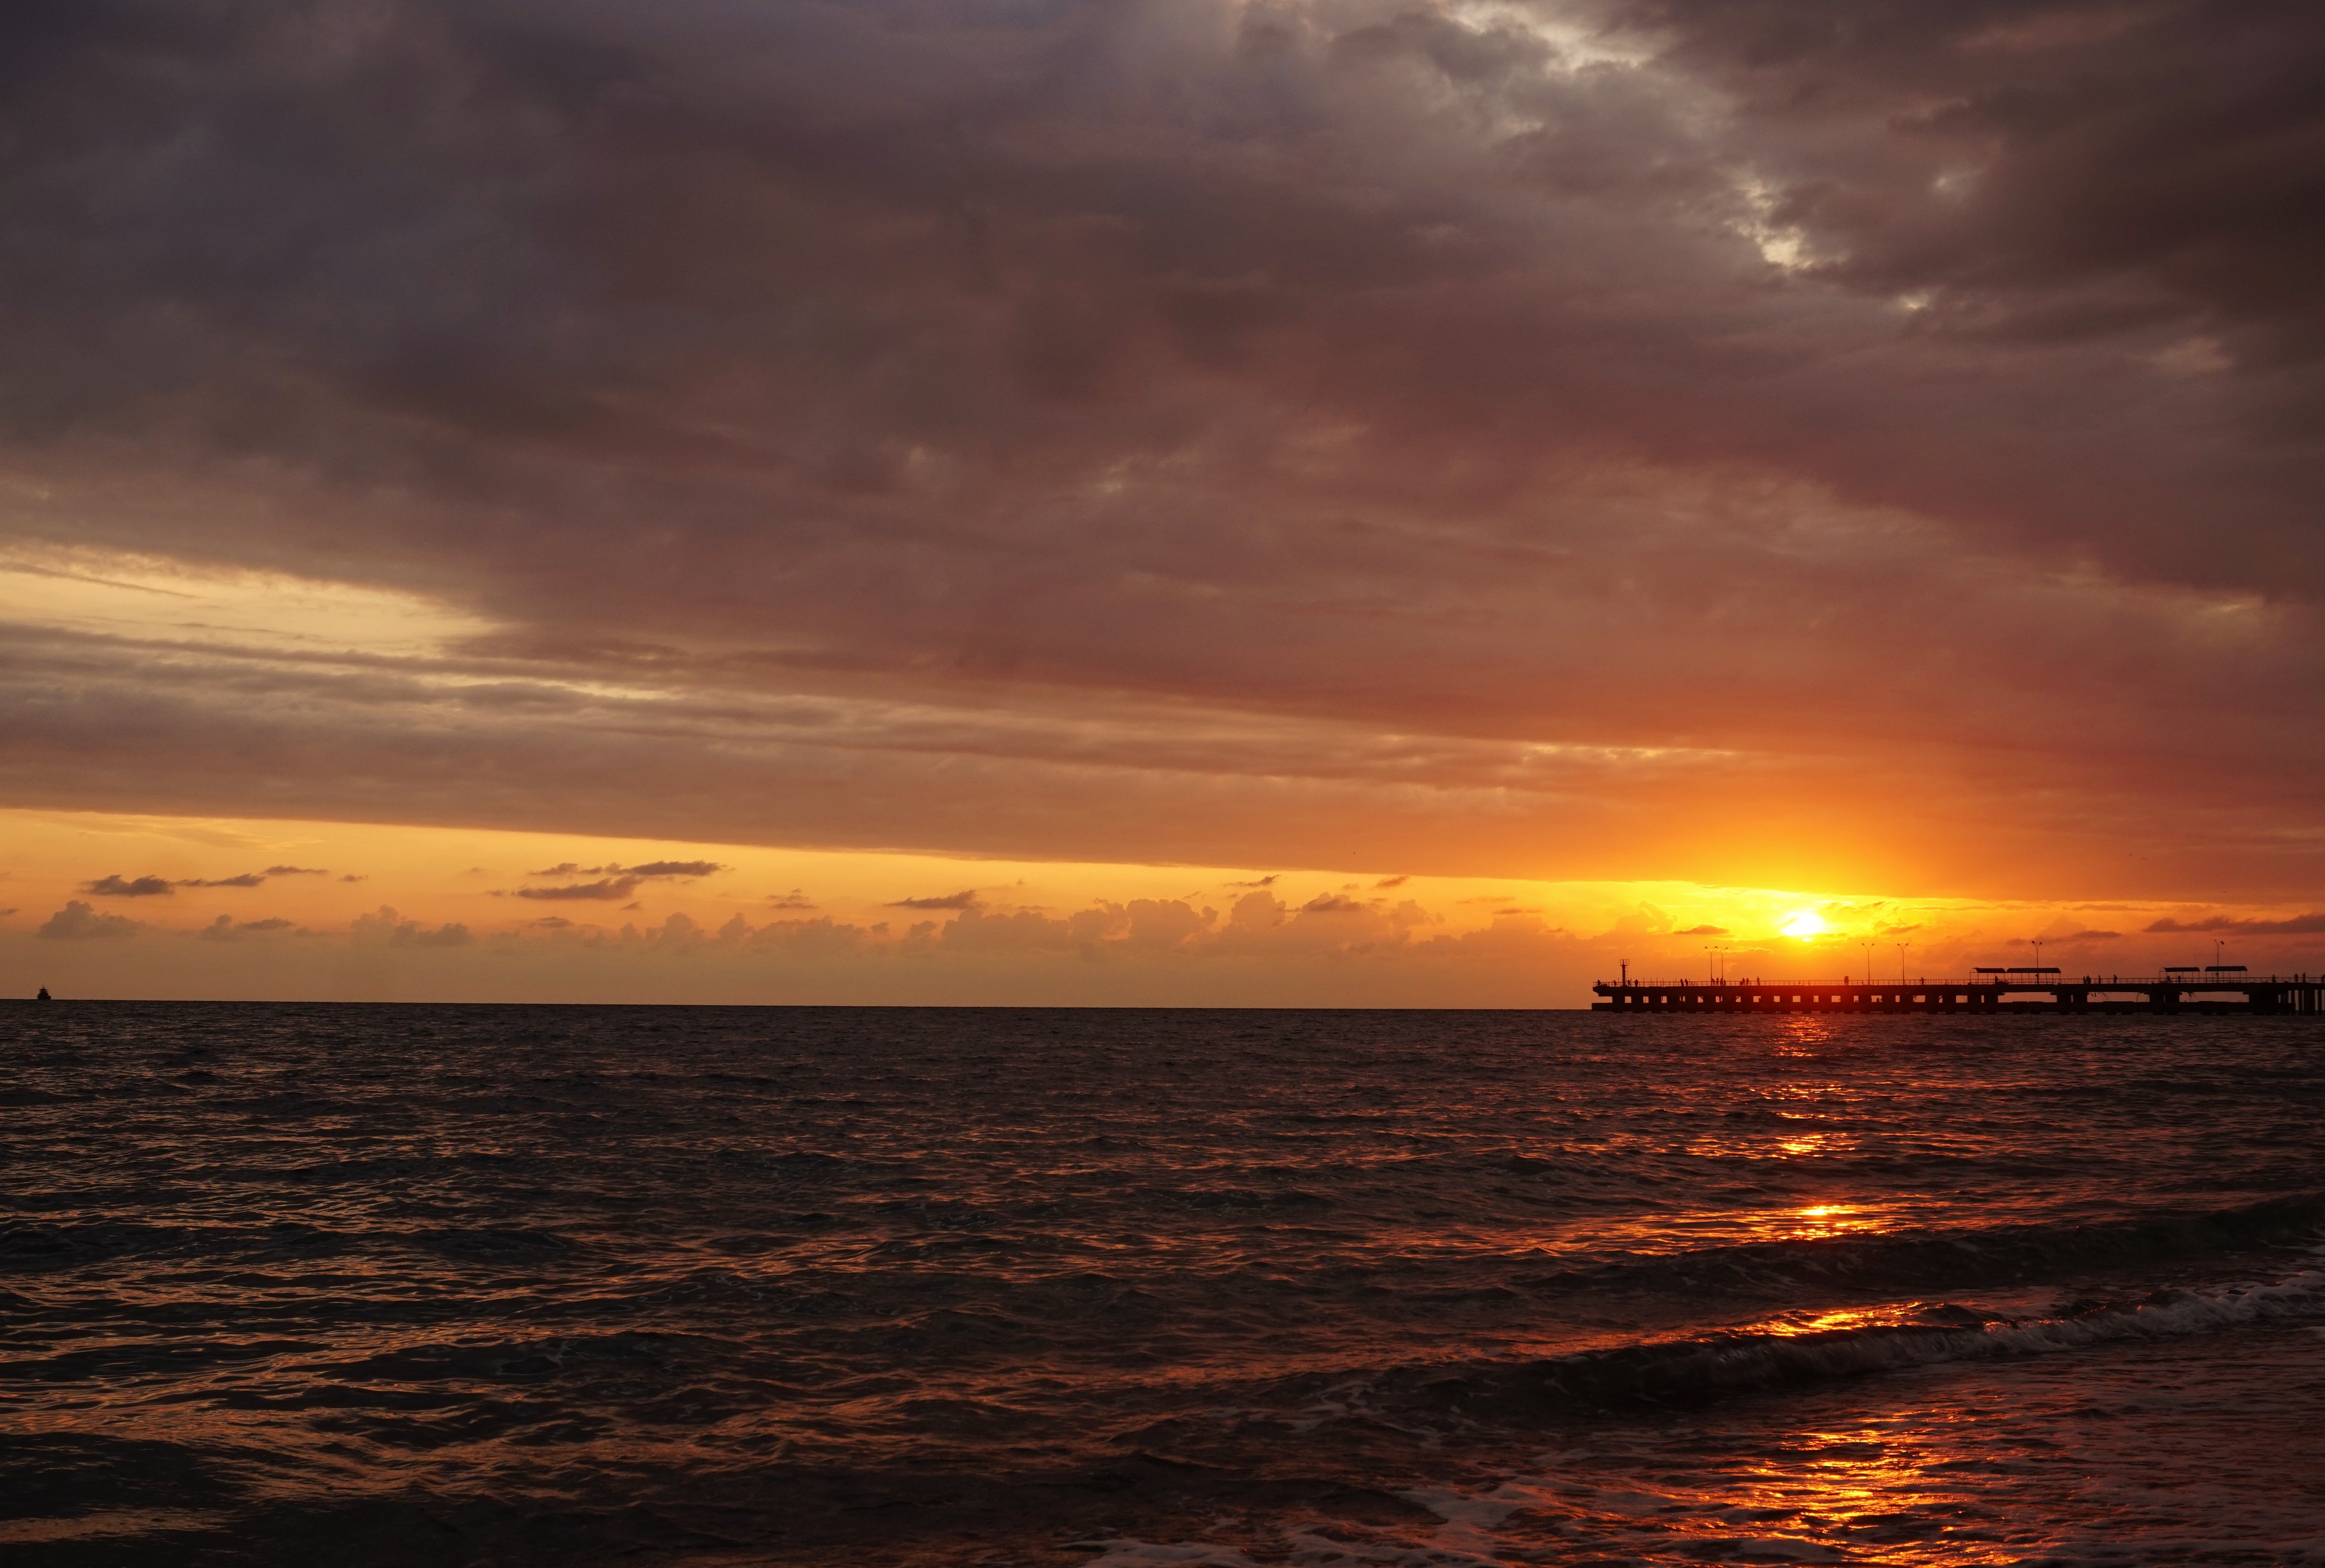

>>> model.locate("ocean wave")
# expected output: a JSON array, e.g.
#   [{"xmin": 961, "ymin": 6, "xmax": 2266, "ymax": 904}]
[
  {"xmin": 1516, "ymin": 1189, "xmax": 2325, "ymax": 1300},
  {"xmin": 1421, "ymin": 1264, "xmax": 2325, "ymax": 1416}
]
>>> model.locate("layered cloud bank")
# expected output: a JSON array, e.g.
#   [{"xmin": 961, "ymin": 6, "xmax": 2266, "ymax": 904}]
[
  {"xmin": 4, "ymin": 2, "xmax": 2324, "ymax": 995},
  {"xmin": 4, "ymin": 811, "xmax": 2318, "ymax": 1005}
]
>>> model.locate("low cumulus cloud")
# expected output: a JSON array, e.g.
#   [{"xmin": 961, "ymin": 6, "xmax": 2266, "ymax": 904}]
[
  {"xmin": 39, "ymin": 901, "xmax": 142, "ymax": 939},
  {"xmin": 82, "ymin": 875, "xmax": 173, "ymax": 898},
  {"xmin": 527, "ymin": 861, "xmax": 722, "ymax": 879},
  {"xmin": 512, "ymin": 860, "xmax": 723, "ymax": 900},
  {"xmin": 199, "ymin": 914, "xmax": 296, "ymax": 941},
  {"xmin": 515, "ymin": 878, "xmax": 641, "ymax": 903},
  {"xmin": 351, "ymin": 906, "xmax": 472, "ymax": 947},
  {"xmin": 544, "ymin": 886, "xmax": 1570, "ymax": 971},
  {"xmin": 2146, "ymin": 912, "xmax": 2325, "ymax": 935},
  {"xmin": 888, "ymin": 891, "xmax": 981, "ymax": 911}
]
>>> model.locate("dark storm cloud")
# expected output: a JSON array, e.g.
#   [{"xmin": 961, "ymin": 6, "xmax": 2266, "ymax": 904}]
[
  {"xmin": 8, "ymin": 0, "xmax": 2317, "ymax": 602},
  {"xmin": 2, "ymin": 0, "xmax": 2324, "ymax": 897},
  {"xmin": 1639, "ymin": 0, "xmax": 2325, "ymax": 349}
]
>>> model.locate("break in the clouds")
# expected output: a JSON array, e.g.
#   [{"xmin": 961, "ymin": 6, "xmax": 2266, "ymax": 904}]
[{"xmin": 2, "ymin": 1, "xmax": 2324, "ymax": 903}]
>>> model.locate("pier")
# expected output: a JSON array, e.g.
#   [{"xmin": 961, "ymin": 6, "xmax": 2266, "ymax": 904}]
[{"xmin": 1591, "ymin": 971, "xmax": 2325, "ymax": 1015}]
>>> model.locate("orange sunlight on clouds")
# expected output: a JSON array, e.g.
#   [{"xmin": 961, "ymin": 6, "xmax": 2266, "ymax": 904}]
[{"xmin": 7, "ymin": 809, "xmax": 2318, "ymax": 1005}]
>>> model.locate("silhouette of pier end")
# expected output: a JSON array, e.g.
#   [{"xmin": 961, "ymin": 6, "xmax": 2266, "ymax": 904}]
[{"xmin": 1591, "ymin": 973, "xmax": 2325, "ymax": 1015}]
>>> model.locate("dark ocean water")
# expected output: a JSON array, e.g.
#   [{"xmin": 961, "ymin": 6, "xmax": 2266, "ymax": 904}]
[{"xmin": 4, "ymin": 1004, "xmax": 2324, "ymax": 1566}]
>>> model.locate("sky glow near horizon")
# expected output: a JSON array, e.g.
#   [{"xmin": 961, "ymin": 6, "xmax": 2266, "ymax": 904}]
[
  {"xmin": 5, "ymin": 807, "xmax": 2319, "ymax": 1004},
  {"xmin": 3, "ymin": 0, "xmax": 2324, "ymax": 1002}
]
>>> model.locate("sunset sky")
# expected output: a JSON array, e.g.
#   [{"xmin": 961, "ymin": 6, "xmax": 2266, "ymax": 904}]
[{"xmin": 5, "ymin": 0, "xmax": 2322, "ymax": 1002}]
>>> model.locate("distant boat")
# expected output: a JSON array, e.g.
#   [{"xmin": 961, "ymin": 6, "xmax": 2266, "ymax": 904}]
[{"xmin": 35, "ymin": 986, "xmax": 50, "ymax": 1001}]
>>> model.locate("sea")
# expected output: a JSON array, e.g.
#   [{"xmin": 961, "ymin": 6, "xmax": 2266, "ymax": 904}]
[{"xmin": 4, "ymin": 1004, "xmax": 2324, "ymax": 1566}]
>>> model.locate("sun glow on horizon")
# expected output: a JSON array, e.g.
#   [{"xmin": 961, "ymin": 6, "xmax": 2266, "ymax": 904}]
[{"xmin": 1779, "ymin": 909, "xmax": 1828, "ymax": 939}]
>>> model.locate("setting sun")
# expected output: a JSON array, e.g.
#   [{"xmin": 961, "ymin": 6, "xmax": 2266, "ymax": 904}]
[{"xmin": 1780, "ymin": 910, "xmax": 1829, "ymax": 939}]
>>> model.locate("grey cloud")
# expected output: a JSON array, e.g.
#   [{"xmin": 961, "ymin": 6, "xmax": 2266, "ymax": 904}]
[
  {"xmin": 199, "ymin": 914, "xmax": 295, "ymax": 940},
  {"xmin": 888, "ymin": 891, "xmax": 980, "ymax": 911},
  {"xmin": 265, "ymin": 864, "xmax": 328, "ymax": 875},
  {"xmin": 526, "ymin": 860, "xmax": 720, "ymax": 878},
  {"xmin": 2146, "ymin": 912, "xmax": 2325, "ymax": 935},
  {"xmin": 1673, "ymin": 924, "xmax": 1728, "ymax": 936},
  {"xmin": 39, "ymin": 900, "xmax": 141, "ymax": 939},
  {"xmin": 515, "ymin": 877, "xmax": 641, "ymax": 902},
  {"xmin": 179, "ymin": 872, "xmax": 266, "ymax": 888},
  {"xmin": 351, "ymin": 906, "xmax": 473, "ymax": 947},
  {"xmin": 0, "ymin": 1, "xmax": 2322, "ymax": 898},
  {"xmin": 82, "ymin": 874, "xmax": 172, "ymax": 897}
]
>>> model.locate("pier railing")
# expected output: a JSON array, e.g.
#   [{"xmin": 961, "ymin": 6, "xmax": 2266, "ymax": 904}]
[
  {"xmin": 1601, "ymin": 974, "xmax": 2321, "ymax": 989},
  {"xmin": 1592, "ymin": 974, "xmax": 2325, "ymax": 1014}
]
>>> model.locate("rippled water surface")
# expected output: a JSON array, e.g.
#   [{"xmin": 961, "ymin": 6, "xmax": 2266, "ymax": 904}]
[{"xmin": 4, "ymin": 1004, "xmax": 2324, "ymax": 1564}]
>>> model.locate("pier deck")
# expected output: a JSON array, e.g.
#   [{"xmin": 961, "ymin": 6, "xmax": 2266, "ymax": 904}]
[{"xmin": 1591, "ymin": 975, "xmax": 2325, "ymax": 1014}]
